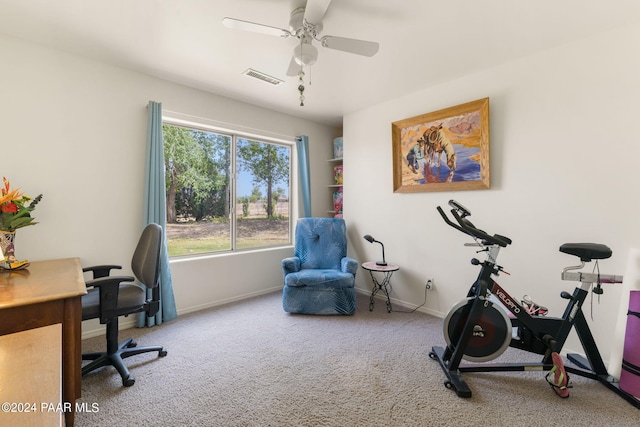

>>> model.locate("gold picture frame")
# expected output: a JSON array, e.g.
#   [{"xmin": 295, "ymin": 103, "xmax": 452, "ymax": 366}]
[{"xmin": 392, "ymin": 97, "xmax": 490, "ymax": 193}]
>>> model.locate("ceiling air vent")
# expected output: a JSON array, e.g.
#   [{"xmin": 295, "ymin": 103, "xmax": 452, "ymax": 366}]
[{"xmin": 242, "ymin": 68, "xmax": 284, "ymax": 86}]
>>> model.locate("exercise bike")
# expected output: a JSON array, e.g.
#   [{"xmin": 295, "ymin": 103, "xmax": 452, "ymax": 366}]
[{"xmin": 429, "ymin": 200, "xmax": 640, "ymax": 408}]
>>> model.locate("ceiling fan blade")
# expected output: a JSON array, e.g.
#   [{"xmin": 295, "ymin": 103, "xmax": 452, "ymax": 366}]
[
  {"xmin": 303, "ymin": 0, "xmax": 332, "ymax": 25},
  {"xmin": 222, "ymin": 17, "xmax": 291, "ymax": 38},
  {"xmin": 320, "ymin": 36, "xmax": 379, "ymax": 57},
  {"xmin": 286, "ymin": 56, "xmax": 300, "ymax": 76}
]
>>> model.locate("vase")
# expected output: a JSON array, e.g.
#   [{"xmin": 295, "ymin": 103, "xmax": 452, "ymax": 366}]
[{"xmin": 0, "ymin": 230, "xmax": 29, "ymax": 270}]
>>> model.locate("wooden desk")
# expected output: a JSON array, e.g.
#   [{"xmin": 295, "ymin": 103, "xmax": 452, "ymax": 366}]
[{"xmin": 0, "ymin": 258, "xmax": 86, "ymax": 427}]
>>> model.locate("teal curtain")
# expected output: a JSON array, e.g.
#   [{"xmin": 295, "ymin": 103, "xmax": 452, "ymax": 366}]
[
  {"xmin": 138, "ymin": 101, "xmax": 178, "ymax": 327},
  {"xmin": 296, "ymin": 135, "xmax": 311, "ymax": 217}
]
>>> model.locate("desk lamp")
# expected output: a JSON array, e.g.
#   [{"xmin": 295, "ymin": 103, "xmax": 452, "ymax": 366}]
[{"xmin": 363, "ymin": 235, "xmax": 387, "ymax": 266}]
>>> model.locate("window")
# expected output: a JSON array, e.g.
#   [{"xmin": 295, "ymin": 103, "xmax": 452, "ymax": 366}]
[{"xmin": 163, "ymin": 122, "xmax": 292, "ymax": 257}]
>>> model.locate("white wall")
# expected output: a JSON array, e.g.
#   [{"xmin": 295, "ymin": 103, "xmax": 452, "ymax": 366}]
[
  {"xmin": 345, "ymin": 21, "xmax": 640, "ymax": 362},
  {"xmin": 0, "ymin": 34, "xmax": 338, "ymax": 337}
]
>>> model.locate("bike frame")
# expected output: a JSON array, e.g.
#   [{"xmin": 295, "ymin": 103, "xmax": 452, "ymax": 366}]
[{"xmin": 430, "ymin": 202, "xmax": 640, "ymax": 408}]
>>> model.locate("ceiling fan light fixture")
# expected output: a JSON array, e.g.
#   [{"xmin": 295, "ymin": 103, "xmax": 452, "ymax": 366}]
[{"xmin": 293, "ymin": 42, "xmax": 318, "ymax": 66}]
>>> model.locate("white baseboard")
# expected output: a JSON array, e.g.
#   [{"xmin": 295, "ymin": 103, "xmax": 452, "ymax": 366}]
[
  {"xmin": 354, "ymin": 286, "xmax": 446, "ymax": 318},
  {"xmin": 176, "ymin": 286, "xmax": 283, "ymax": 316}
]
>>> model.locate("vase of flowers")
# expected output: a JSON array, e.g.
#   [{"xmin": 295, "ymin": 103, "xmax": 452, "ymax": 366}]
[{"xmin": 0, "ymin": 177, "xmax": 43, "ymax": 270}]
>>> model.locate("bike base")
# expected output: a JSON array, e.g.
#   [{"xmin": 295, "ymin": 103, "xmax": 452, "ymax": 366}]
[
  {"xmin": 429, "ymin": 346, "xmax": 472, "ymax": 398},
  {"xmin": 430, "ymin": 346, "xmax": 640, "ymax": 408},
  {"xmin": 566, "ymin": 353, "xmax": 640, "ymax": 409}
]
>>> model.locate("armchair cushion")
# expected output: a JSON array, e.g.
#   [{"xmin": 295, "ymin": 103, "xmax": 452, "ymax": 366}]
[
  {"xmin": 282, "ymin": 256, "xmax": 358, "ymax": 278},
  {"xmin": 284, "ymin": 268, "xmax": 355, "ymax": 289},
  {"xmin": 295, "ymin": 219, "xmax": 346, "ymax": 270}
]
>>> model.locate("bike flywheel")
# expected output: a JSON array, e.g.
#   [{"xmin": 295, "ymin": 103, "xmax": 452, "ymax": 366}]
[{"xmin": 443, "ymin": 297, "xmax": 512, "ymax": 362}]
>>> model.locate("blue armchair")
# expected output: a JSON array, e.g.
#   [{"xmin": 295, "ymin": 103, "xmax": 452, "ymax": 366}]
[{"xmin": 282, "ymin": 218, "xmax": 358, "ymax": 315}]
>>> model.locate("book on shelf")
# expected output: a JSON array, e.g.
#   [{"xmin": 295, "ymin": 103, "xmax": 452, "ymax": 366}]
[
  {"xmin": 333, "ymin": 137, "xmax": 343, "ymax": 159},
  {"xmin": 333, "ymin": 191, "xmax": 343, "ymax": 217},
  {"xmin": 333, "ymin": 165, "xmax": 343, "ymax": 185}
]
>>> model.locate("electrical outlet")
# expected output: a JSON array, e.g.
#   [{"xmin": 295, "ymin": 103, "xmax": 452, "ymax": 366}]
[{"xmin": 425, "ymin": 278, "xmax": 434, "ymax": 290}]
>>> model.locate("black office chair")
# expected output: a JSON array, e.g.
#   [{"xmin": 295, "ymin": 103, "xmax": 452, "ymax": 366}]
[{"xmin": 81, "ymin": 223, "xmax": 167, "ymax": 386}]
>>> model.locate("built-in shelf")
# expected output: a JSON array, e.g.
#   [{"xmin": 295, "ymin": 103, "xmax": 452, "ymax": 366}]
[{"xmin": 328, "ymin": 157, "xmax": 343, "ymax": 218}]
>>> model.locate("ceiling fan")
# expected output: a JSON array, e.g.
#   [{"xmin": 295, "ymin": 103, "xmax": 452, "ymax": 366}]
[{"xmin": 222, "ymin": 0, "xmax": 379, "ymax": 106}]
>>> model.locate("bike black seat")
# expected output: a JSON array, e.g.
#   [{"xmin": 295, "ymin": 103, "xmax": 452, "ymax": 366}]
[{"xmin": 559, "ymin": 243, "xmax": 612, "ymax": 262}]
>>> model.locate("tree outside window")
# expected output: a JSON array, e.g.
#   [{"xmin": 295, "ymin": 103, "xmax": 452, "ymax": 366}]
[{"xmin": 163, "ymin": 123, "xmax": 291, "ymax": 257}]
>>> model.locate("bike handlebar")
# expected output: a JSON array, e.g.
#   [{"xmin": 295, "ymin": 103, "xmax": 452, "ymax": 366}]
[{"xmin": 437, "ymin": 201, "xmax": 512, "ymax": 247}]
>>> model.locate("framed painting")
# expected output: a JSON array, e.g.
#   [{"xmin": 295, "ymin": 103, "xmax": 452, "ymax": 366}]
[{"xmin": 392, "ymin": 97, "xmax": 490, "ymax": 193}]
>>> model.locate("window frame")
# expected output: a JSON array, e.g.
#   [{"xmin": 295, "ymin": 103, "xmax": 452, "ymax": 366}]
[{"xmin": 162, "ymin": 115, "xmax": 296, "ymax": 258}]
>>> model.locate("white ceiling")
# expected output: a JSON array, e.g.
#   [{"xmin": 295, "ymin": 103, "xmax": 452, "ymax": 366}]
[{"xmin": 1, "ymin": 0, "xmax": 639, "ymax": 126}]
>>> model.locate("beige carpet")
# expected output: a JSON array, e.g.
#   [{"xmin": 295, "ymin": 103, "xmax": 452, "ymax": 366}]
[{"xmin": 76, "ymin": 291, "xmax": 639, "ymax": 426}]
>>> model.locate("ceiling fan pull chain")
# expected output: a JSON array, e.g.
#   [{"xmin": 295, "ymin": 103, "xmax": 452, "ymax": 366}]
[
  {"xmin": 298, "ymin": 81, "xmax": 305, "ymax": 106},
  {"xmin": 298, "ymin": 69, "xmax": 305, "ymax": 107},
  {"xmin": 298, "ymin": 37, "xmax": 305, "ymax": 107}
]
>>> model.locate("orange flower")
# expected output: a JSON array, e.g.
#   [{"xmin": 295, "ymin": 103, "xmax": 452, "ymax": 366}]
[{"xmin": 0, "ymin": 177, "xmax": 23, "ymax": 205}]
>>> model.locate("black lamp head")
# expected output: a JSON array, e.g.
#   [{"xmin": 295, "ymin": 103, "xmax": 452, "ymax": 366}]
[{"xmin": 363, "ymin": 234, "xmax": 386, "ymax": 266}]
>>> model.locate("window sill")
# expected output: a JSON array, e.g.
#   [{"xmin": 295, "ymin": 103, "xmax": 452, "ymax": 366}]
[{"xmin": 169, "ymin": 245, "xmax": 294, "ymax": 264}]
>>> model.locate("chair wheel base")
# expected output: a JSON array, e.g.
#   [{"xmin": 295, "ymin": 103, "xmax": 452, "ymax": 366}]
[{"xmin": 82, "ymin": 338, "xmax": 166, "ymax": 387}]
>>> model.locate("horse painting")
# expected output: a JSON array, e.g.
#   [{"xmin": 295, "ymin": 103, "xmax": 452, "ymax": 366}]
[
  {"xmin": 418, "ymin": 124, "xmax": 457, "ymax": 172},
  {"xmin": 392, "ymin": 97, "xmax": 490, "ymax": 193}
]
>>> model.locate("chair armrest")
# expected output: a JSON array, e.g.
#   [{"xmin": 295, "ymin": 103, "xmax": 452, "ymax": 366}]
[
  {"xmin": 83, "ymin": 264, "xmax": 123, "ymax": 279},
  {"xmin": 282, "ymin": 257, "xmax": 301, "ymax": 276},
  {"xmin": 341, "ymin": 257, "xmax": 358, "ymax": 276},
  {"xmin": 86, "ymin": 275, "xmax": 136, "ymax": 322}
]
